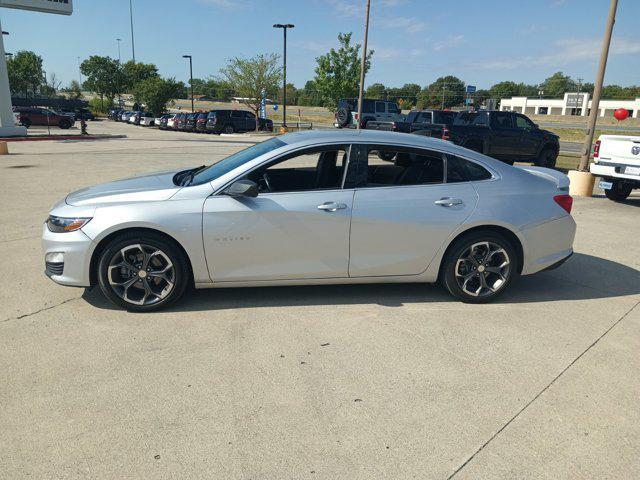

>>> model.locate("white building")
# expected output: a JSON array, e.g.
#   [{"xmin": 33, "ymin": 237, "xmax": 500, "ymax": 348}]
[{"xmin": 500, "ymin": 92, "xmax": 639, "ymax": 118}]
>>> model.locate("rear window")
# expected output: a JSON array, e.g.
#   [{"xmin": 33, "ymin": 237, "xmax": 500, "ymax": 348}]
[{"xmin": 454, "ymin": 112, "xmax": 488, "ymax": 126}]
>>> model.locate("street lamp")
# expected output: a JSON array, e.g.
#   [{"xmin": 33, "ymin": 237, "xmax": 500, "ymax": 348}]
[
  {"xmin": 182, "ymin": 55, "xmax": 194, "ymax": 113},
  {"xmin": 116, "ymin": 38, "xmax": 122, "ymax": 63},
  {"xmin": 116, "ymin": 39, "xmax": 122, "ymax": 108},
  {"xmin": 273, "ymin": 23, "xmax": 294, "ymax": 129},
  {"xmin": 129, "ymin": 0, "xmax": 136, "ymax": 63}
]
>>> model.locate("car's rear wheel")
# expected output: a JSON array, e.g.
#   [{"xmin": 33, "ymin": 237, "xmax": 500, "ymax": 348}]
[
  {"xmin": 441, "ymin": 231, "xmax": 518, "ymax": 303},
  {"xmin": 97, "ymin": 232, "xmax": 190, "ymax": 312},
  {"xmin": 535, "ymin": 148, "xmax": 557, "ymax": 168},
  {"xmin": 21, "ymin": 118, "xmax": 31, "ymax": 128},
  {"xmin": 604, "ymin": 181, "xmax": 632, "ymax": 202}
]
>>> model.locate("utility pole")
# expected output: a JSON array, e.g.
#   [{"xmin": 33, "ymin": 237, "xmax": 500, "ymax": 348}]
[
  {"xmin": 273, "ymin": 23, "xmax": 294, "ymax": 129},
  {"xmin": 578, "ymin": 0, "xmax": 617, "ymax": 172},
  {"xmin": 183, "ymin": 55, "xmax": 194, "ymax": 113},
  {"xmin": 117, "ymin": 39, "xmax": 122, "ymax": 108},
  {"xmin": 77, "ymin": 56, "xmax": 82, "ymax": 85},
  {"xmin": 442, "ymin": 82, "xmax": 446, "ymax": 110},
  {"xmin": 129, "ymin": 0, "xmax": 136, "ymax": 63},
  {"xmin": 356, "ymin": 0, "xmax": 371, "ymax": 130}
]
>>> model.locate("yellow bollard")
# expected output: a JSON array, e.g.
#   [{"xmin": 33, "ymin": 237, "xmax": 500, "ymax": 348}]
[{"xmin": 0, "ymin": 141, "xmax": 8, "ymax": 155}]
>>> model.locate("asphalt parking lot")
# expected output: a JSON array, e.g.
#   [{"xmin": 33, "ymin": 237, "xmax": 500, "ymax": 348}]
[{"xmin": 1, "ymin": 121, "xmax": 639, "ymax": 479}]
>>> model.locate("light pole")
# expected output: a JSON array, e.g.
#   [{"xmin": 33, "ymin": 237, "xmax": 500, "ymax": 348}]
[
  {"xmin": 356, "ymin": 1, "xmax": 371, "ymax": 130},
  {"xmin": 129, "ymin": 0, "xmax": 136, "ymax": 63},
  {"xmin": 77, "ymin": 56, "xmax": 82, "ymax": 85},
  {"xmin": 183, "ymin": 55, "xmax": 193, "ymax": 113},
  {"xmin": 117, "ymin": 39, "xmax": 122, "ymax": 108},
  {"xmin": 273, "ymin": 23, "xmax": 294, "ymax": 129},
  {"xmin": 116, "ymin": 38, "xmax": 122, "ymax": 63}
]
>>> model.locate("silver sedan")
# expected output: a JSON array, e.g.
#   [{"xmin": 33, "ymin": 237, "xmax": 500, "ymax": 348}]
[{"xmin": 43, "ymin": 130, "xmax": 576, "ymax": 311}]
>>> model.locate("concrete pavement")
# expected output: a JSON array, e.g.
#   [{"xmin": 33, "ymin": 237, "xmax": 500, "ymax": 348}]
[{"xmin": 1, "ymin": 121, "xmax": 639, "ymax": 479}]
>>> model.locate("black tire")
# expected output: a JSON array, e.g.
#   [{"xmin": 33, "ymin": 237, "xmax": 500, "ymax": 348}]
[
  {"xmin": 441, "ymin": 230, "xmax": 519, "ymax": 303},
  {"xmin": 97, "ymin": 231, "xmax": 190, "ymax": 312},
  {"xmin": 21, "ymin": 118, "xmax": 31, "ymax": 129},
  {"xmin": 59, "ymin": 119, "xmax": 71, "ymax": 129},
  {"xmin": 223, "ymin": 124, "xmax": 234, "ymax": 134},
  {"xmin": 336, "ymin": 107, "xmax": 350, "ymax": 128},
  {"xmin": 535, "ymin": 148, "xmax": 557, "ymax": 168},
  {"xmin": 604, "ymin": 181, "xmax": 632, "ymax": 202}
]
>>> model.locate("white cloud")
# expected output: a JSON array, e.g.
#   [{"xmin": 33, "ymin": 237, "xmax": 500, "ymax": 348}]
[
  {"xmin": 197, "ymin": 0, "xmax": 250, "ymax": 9},
  {"xmin": 378, "ymin": 16, "xmax": 427, "ymax": 34},
  {"xmin": 433, "ymin": 34, "xmax": 464, "ymax": 51},
  {"xmin": 371, "ymin": 45, "xmax": 424, "ymax": 59},
  {"xmin": 473, "ymin": 36, "xmax": 640, "ymax": 70}
]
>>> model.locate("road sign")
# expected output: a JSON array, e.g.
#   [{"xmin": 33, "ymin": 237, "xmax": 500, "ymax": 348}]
[
  {"xmin": 0, "ymin": 0, "xmax": 73, "ymax": 15},
  {"xmin": 466, "ymin": 85, "xmax": 476, "ymax": 94}
]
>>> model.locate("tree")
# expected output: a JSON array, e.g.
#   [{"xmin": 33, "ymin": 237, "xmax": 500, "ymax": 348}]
[
  {"xmin": 297, "ymin": 80, "xmax": 321, "ymax": 107},
  {"xmin": 279, "ymin": 83, "xmax": 298, "ymax": 105},
  {"xmin": 62, "ymin": 80, "xmax": 83, "ymax": 100},
  {"xmin": 365, "ymin": 83, "xmax": 387, "ymax": 99},
  {"xmin": 312, "ymin": 32, "xmax": 374, "ymax": 111},
  {"xmin": 6, "ymin": 50, "xmax": 44, "ymax": 97},
  {"xmin": 389, "ymin": 83, "xmax": 421, "ymax": 108},
  {"xmin": 218, "ymin": 53, "xmax": 282, "ymax": 129},
  {"xmin": 134, "ymin": 77, "xmax": 185, "ymax": 116},
  {"xmin": 80, "ymin": 56, "xmax": 122, "ymax": 109},
  {"xmin": 417, "ymin": 75, "xmax": 465, "ymax": 109},
  {"xmin": 541, "ymin": 72, "xmax": 576, "ymax": 98},
  {"xmin": 122, "ymin": 60, "xmax": 158, "ymax": 92}
]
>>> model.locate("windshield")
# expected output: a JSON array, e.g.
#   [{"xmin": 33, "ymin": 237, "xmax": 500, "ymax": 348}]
[{"xmin": 191, "ymin": 137, "xmax": 286, "ymax": 186}]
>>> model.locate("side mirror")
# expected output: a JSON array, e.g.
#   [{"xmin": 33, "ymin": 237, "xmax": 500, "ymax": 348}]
[{"xmin": 224, "ymin": 179, "xmax": 258, "ymax": 198}]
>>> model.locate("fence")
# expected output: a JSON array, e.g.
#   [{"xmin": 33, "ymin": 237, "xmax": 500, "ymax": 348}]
[{"xmin": 272, "ymin": 121, "xmax": 314, "ymax": 132}]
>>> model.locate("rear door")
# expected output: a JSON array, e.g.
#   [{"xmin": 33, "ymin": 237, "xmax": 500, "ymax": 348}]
[
  {"xmin": 348, "ymin": 144, "xmax": 478, "ymax": 277},
  {"xmin": 231, "ymin": 110, "xmax": 245, "ymax": 131},
  {"xmin": 488, "ymin": 112, "xmax": 520, "ymax": 159}
]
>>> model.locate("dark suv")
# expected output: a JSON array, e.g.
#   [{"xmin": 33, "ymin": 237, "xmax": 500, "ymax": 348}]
[
  {"xmin": 13, "ymin": 106, "xmax": 74, "ymax": 129},
  {"xmin": 175, "ymin": 112, "xmax": 189, "ymax": 131},
  {"xmin": 205, "ymin": 109, "xmax": 273, "ymax": 134}
]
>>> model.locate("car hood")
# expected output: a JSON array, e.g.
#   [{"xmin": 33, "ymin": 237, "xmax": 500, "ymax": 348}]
[{"xmin": 66, "ymin": 169, "xmax": 182, "ymax": 206}]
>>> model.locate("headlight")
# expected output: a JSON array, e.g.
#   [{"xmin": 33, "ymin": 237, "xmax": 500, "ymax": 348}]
[{"xmin": 46, "ymin": 215, "xmax": 92, "ymax": 233}]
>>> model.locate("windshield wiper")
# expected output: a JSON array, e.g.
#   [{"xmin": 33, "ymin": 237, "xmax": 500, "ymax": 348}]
[{"xmin": 173, "ymin": 165, "xmax": 206, "ymax": 186}]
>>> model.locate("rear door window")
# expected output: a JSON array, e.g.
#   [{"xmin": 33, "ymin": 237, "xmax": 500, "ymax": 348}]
[
  {"xmin": 491, "ymin": 112, "xmax": 513, "ymax": 129},
  {"xmin": 375, "ymin": 101, "xmax": 386, "ymax": 114},
  {"xmin": 362, "ymin": 146, "xmax": 444, "ymax": 187}
]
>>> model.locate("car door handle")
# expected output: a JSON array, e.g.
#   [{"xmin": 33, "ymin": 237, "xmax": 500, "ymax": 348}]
[
  {"xmin": 317, "ymin": 202, "xmax": 347, "ymax": 212},
  {"xmin": 434, "ymin": 197, "xmax": 463, "ymax": 207}
]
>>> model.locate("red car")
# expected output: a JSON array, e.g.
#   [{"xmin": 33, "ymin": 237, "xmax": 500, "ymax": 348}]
[{"xmin": 13, "ymin": 106, "xmax": 74, "ymax": 129}]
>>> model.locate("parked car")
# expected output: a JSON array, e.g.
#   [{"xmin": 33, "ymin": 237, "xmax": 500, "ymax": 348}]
[
  {"xmin": 74, "ymin": 108, "xmax": 96, "ymax": 121},
  {"xmin": 13, "ymin": 106, "xmax": 74, "ymax": 129},
  {"xmin": 175, "ymin": 112, "xmax": 189, "ymax": 131},
  {"xmin": 185, "ymin": 112, "xmax": 199, "ymax": 132},
  {"xmin": 195, "ymin": 113, "xmax": 208, "ymax": 133},
  {"xmin": 43, "ymin": 130, "xmax": 575, "ymax": 312},
  {"xmin": 367, "ymin": 109, "xmax": 456, "ymax": 135},
  {"xmin": 591, "ymin": 134, "xmax": 640, "ymax": 201},
  {"xmin": 108, "ymin": 109, "xmax": 123, "ymax": 121},
  {"xmin": 130, "ymin": 111, "xmax": 143, "ymax": 125},
  {"xmin": 166, "ymin": 113, "xmax": 178, "ymax": 130},
  {"xmin": 205, "ymin": 109, "xmax": 273, "ymax": 134},
  {"xmin": 13, "ymin": 111, "xmax": 20, "ymax": 126},
  {"xmin": 412, "ymin": 110, "xmax": 560, "ymax": 167},
  {"xmin": 121, "ymin": 111, "xmax": 133, "ymax": 122},
  {"xmin": 334, "ymin": 98, "xmax": 404, "ymax": 129},
  {"xmin": 139, "ymin": 112, "xmax": 156, "ymax": 126},
  {"xmin": 157, "ymin": 114, "xmax": 172, "ymax": 130}
]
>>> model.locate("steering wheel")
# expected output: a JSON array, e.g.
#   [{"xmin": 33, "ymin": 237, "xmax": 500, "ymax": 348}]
[{"xmin": 261, "ymin": 172, "xmax": 273, "ymax": 192}]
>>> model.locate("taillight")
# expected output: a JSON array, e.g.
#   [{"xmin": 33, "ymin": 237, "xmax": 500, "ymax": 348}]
[
  {"xmin": 354, "ymin": 113, "xmax": 359, "ymax": 120},
  {"xmin": 554, "ymin": 194, "xmax": 573, "ymax": 214},
  {"xmin": 442, "ymin": 126, "xmax": 450, "ymax": 141},
  {"xmin": 391, "ymin": 122, "xmax": 397, "ymax": 131},
  {"xmin": 593, "ymin": 139, "xmax": 601, "ymax": 158}
]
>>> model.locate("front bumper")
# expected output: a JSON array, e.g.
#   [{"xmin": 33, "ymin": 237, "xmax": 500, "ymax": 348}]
[{"xmin": 41, "ymin": 223, "xmax": 94, "ymax": 287}]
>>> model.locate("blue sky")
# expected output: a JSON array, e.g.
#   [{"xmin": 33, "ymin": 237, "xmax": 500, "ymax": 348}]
[{"xmin": 1, "ymin": 0, "xmax": 639, "ymax": 89}]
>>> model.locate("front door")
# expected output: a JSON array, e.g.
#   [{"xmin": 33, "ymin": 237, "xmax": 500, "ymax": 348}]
[
  {"xmin": 203, "ymin": 145, "xmax": 354, "ymax": 282},
  {"xmin": 348, "ymin": 145, "xmax": 478, "ymax": 277},
  {"xmin": 488, "ymin": 112, "xmax": 520, "ymax": 159}
]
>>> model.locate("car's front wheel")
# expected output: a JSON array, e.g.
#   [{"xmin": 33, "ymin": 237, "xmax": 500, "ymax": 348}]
[
  {"xmin": 441, "ymin": 231, "xmax": 518, "ymax": 303},
  {"xmin": 97, "ymin": 232, "xmax": 190, "ymax": 312}
]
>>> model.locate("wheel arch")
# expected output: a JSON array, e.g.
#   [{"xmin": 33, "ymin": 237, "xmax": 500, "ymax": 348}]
[
  {"xmin": 88, "ymin": 227, "xmax": 195, "ymax": 287},
  {"xmin": 436, "ymin": 224, "xmax": 525, "ymax": 281}
]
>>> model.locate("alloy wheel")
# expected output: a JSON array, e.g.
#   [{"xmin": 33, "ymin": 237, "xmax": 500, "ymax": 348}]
[
  {"xmin": 454, "ymin": 241, "xmax": 511, "ymax": 297},
  {"xmin": 107, "ymin": 243, "xmax": 175, "ymax": 306}
]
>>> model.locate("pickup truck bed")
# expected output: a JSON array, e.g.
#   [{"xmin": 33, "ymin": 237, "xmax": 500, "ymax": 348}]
[{"xmin": 591, "ymin": 134, "xmax": 640, "ymax": 201}]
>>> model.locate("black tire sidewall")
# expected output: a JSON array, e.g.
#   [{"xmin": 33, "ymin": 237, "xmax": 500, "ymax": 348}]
[
  {"xmin": 224, "ymin": 124, "xmax": 234, "ymax": 134},
  {"xmin": 536, "ymin": 148, "xmax": 557, "ymax": 168},
  {"xmin": 59, "ymin": 119, "xmax": 71, "ymax": 129},
  {"xmin": 442, "ymin": 231, "xmax": 518, "ymax": 303},
  {"xmin": 97, "ymin": 232, "xmax": 190, "ymax": 312},
  {"xmin": 604, "ymin": 181, "xmax": 632, "ymax": 202}
]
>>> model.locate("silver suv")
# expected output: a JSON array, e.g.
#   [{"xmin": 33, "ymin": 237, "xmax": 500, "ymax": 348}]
[{"xmin": 334, "ymin": 98, "xmax": 404, "ymax": 129}]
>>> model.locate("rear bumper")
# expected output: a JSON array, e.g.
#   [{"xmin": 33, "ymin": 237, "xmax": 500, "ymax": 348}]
[
  {"xmin": 520, "ymin": 215, "xmax": 576, "ymax": 275},
  {"xmin": 591, "ymin": 163, "xmax": 640, "ymax": 183}
]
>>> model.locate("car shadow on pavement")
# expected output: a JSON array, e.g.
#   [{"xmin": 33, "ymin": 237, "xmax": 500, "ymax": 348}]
[{"xmin": 82, "ymin": 252, "xmax": 640, "ymax": 312}]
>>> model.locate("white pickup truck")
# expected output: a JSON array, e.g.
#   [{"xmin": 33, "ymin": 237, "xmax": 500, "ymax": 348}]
[{"xmin": 591, "ymin": 134, "xmax": 640, "ymax": 201}]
